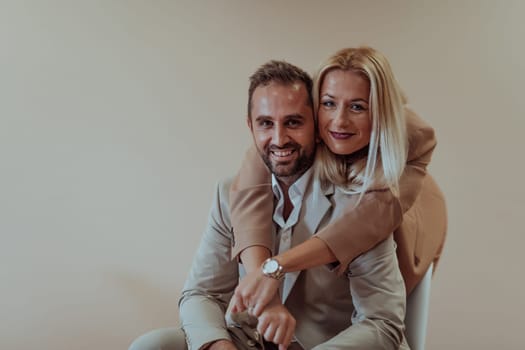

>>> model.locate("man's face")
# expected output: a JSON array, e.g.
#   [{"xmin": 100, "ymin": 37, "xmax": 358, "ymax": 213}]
[{"xmin": 248, "ymin": 82, "xmax": 316, "ymax": 185}]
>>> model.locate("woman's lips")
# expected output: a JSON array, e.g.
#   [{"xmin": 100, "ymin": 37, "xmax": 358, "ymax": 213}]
[{"xmin": 329, "ymin": 131, "xmax": 355, "ymax": 140}]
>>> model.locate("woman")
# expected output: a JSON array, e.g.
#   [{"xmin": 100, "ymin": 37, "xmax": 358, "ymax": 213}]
[{"xmin": 229, "ymin": 46, "xmax": 447, "ymax": 318}]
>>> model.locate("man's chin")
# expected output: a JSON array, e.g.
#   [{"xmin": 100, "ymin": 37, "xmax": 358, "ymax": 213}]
[
  {"xmin": 270, "ymin": 165, "xmax": 297, "ymax": 178},
  {"xmin": 262, "ymin": 157, "xmax": 303, "ymax": 179}
]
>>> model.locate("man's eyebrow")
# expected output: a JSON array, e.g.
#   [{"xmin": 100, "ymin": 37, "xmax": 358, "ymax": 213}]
[
  {"xmin": 285, "ymin": 113, "xmax": 305, "ymax": 119},
  {"xmin": 254, "ymin": 115, "xmax": 271, "ymax": 122}
]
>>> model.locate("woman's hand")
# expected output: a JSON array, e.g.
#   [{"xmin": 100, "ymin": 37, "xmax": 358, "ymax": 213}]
[{"xmin": 230, "ymin": 268, "xmax": 281, "ymax": 317}]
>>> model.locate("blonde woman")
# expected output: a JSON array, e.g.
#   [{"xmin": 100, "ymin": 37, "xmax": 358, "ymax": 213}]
[{"xmin": 230, "ymin": 46, "xmax": 447, "ymax": 317}]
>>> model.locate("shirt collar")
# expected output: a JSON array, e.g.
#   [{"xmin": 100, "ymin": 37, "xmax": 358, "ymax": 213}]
[{"xmin": 271, "ymin": 167, "xmax": 313, "ymax": 202}]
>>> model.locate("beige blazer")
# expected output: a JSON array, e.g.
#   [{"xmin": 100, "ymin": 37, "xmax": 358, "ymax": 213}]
[
  {"xmin": 179, "ymin": 177, "xmax": 408, "ymax": 350},
  {"xmin": 230, "ymin": 108, "xmax": 447, "ymax": 293}
]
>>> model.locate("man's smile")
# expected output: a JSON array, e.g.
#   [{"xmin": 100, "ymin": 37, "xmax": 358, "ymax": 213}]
[{"xmin": 270, "ymin": 149, "xmax": 297, "ymax": 162}]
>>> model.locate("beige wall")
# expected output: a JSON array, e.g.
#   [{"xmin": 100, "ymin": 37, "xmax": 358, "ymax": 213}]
[{"xmin": 1, "ymin": 1, "xmax": 523, "ymax": 349}]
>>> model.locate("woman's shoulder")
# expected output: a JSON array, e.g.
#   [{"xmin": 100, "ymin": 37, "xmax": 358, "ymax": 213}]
[
  {"xmin": 404, "ymin": 107, "xmax": 437, "ymax": 161},
  {"xmin": 405, "ymin": 107, "xmax": 434, "ymax": 136}
]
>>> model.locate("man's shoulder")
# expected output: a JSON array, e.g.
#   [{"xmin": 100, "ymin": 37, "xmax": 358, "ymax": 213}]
[
  {"xmin": 209, "ymin": 176, "xmax": 236, "ymax": 224},
  {"xmin": 194, "ymin": 176, "xmax": 237, "ymax": 237},
  {"xmin": 215, "ymin": 176, "xmax": 235, "ymax": 201}
]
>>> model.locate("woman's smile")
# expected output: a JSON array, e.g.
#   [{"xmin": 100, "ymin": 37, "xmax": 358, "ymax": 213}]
[{"xmin": 329, "ymin": 131, "xmax": 356, "ymax": 140}]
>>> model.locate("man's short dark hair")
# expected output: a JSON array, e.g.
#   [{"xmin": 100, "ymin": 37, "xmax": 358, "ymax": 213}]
[{"xmin": 247, "ymin": 60, "xmax": 313, "ymax": 119}]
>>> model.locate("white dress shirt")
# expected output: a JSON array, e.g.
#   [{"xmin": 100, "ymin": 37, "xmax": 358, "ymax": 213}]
[{"xmin": 271, "ymin": 167, "xmax": 313, "ymax": 302}]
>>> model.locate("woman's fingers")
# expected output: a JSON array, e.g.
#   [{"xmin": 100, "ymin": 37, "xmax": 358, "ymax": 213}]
[
  {"xmin": 235, "ymin": 270, "xmax": 280, "ymax": 311},
  {"xmin": 231, "ymin": 288, "xmax": 247, "ymax": 312}
]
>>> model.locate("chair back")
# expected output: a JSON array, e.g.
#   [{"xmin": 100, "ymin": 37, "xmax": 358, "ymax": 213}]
[{"xmin": 405, "ymin": 263, "xmax": 433, "ymax": 350}]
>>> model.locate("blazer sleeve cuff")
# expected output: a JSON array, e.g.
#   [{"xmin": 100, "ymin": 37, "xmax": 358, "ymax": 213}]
[
  {"xmin": 230, "ymin": 229, "xmax": 274, "ymax": 260},
  {"xmin": 180, "ymin": 297, "xmax": 232, "ymax": 350},
  {"xmin": 229, "ymin": 185, "xmax": 275, "ymax": 260}
]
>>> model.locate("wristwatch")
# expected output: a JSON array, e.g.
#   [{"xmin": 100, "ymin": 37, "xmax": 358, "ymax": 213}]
[{"xmin": 261, "ymin": 258, "xmax": 285, "ymax": 280}]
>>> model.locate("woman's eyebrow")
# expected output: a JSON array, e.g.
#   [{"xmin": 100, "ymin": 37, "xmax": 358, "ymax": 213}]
[{"xmin": 350, "ymin": 98, "xmax": 369, "ymax": 103}]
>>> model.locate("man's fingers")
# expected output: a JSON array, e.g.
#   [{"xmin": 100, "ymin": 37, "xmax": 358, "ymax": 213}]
[
  {"xmin": 263, "ymin": 324, "xmax": 277, "ymax": 344},
  {"xmin": 256, "ymin": 317, "xmax": 269, "ymax": 338},
  {"xmin": 276, "ymin": 317, "xmax": 295, "ymax": 348},
  {"xmin": 272, "ymin": 324, "xmax": 289, "ymax": 348},
  {"xmin": 283, "ymin": 322, "xmax": 295, "ymax": 348},
  {"xmin": 252, "ymin": 303, "xmax": 263, "ymax": 317}
]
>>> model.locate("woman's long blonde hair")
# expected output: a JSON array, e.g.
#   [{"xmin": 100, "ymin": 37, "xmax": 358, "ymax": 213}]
[{"xmin": 314, "ymin": 46, "xmax": 408, "ymax": 199}]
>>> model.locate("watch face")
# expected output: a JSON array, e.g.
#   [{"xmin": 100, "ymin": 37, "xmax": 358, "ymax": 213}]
[{"xmin": 264, "ymin": 259, "xmax": 279, "ymax": 274}]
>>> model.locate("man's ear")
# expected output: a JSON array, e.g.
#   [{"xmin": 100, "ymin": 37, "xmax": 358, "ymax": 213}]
[{"xmin": 246, "ymin": 116, "xmax": 252, "ymax": 130}]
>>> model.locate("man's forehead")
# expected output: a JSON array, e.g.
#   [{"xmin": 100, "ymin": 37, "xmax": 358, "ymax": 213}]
[
  {"xmin": 250, "ymin": 82, "xmax": 312, "ymax": 120},
  {"xmin": 253, "ymin": 82, "xmax": 307, "ymax": 102},
  {"xmin": 290, "ymin": 82, "xmax": 302, "ymax": 91}
]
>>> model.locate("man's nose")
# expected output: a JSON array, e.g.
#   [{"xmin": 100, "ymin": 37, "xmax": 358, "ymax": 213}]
[{"xmin": 272, "ymin": 124, "xmax": 290, "ymax": 147}]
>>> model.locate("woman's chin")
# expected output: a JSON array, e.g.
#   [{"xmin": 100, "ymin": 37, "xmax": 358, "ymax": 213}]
[
  {"xmin": 325, "ymin": 143, "xmax": 356, "ymax": 156},
  {"xmin": 322, "ymin": 139, "xmax": 370, "ymax": 157}
]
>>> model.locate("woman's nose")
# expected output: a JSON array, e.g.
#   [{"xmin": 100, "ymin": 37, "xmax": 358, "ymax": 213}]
[{"xmin": 333, "ymin": 107, "xmax": 350, "ymax": 127}]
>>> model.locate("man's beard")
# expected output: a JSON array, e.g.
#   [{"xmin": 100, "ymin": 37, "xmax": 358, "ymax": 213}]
[{"xmin": 260, "ymin": 142, "xmax": 315, "ymax": 182}]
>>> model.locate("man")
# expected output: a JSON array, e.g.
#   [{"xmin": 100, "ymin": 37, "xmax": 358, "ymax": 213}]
[{"xmin": 129, "ymin": 61, "xmax": 407, "ymax": 350}]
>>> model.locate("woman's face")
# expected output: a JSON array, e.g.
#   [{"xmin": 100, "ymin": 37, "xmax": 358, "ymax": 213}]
[{"xmin": 318, "ymin": 69, "xmax": 372, "ymax": 156}]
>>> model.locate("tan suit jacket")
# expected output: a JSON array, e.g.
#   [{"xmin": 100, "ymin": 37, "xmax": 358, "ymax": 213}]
[
  {"xmin": 179, "ymin": 177, "xmax": 408, "ymax": 350},
  {"xmin": 230, "ymin": 109, "xmax": 447, "ymax": 293}
]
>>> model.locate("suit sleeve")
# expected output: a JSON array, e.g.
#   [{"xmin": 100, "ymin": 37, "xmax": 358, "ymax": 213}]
[
  {"xmin": 179, "ymin": 181, "xmax": 239, "ymax": 350},
  {"xmin": 312, "ymin": 235, "xmax": 407, "ymax": 350}
]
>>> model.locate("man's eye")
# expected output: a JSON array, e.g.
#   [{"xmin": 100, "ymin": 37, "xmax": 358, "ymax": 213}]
[
  {"xmin": 286, "ymin": 120, "xmax": 302, "ymax": 127},
  {"xmin": 259, "ymin": 120, "xmax": 273, "ymax": 127}
]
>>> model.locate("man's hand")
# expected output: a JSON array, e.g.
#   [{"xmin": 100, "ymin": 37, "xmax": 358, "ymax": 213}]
[
  {"xmin": 231, "ymin": 268, "xmax": 280, "ymax": 317},
  {"xmin": 257, "ymin": 295, "xmax": 296, "ymax": 350},
  {"xmin": 208, "ymin": 339, "xmax": 238, "ymax": 350}
]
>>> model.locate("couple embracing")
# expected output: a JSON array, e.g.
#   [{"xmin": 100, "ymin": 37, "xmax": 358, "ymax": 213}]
[{"xmin": 130, "ymin": 46, "xmax": 447, "ymax": 350}]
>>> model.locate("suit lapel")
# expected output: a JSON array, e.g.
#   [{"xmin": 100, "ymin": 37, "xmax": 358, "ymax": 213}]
[{"xmin": 282, "ymin": 178, "xmax": 334, "ymax": 302}]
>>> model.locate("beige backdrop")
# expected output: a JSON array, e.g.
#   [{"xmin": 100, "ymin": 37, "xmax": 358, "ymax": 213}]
[{"xmin": 1, "ymin": 1, "xmax": 524, "ymax": 349}]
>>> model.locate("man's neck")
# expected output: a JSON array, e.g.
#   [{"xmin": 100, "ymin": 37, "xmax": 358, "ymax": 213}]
[
  {"xmin": 275, "ymin": 171, "xmax": 304, "ymax": 221},
  {"xmin": 275, "ymin": 171, "xmax": 302, "ymax": 192},
  {"xmin": 276, "ymin": 179, "xmax": 293, "ymax": 221}
]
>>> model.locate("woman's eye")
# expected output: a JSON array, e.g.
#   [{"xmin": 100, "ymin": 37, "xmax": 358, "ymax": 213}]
[
  {"xmin": 350, "ymin": 104, "xmax": 365, "ymax": 111},
  {"xmin": 321, "ymin": 100, "xmax": 335, "ymax": 108}
]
